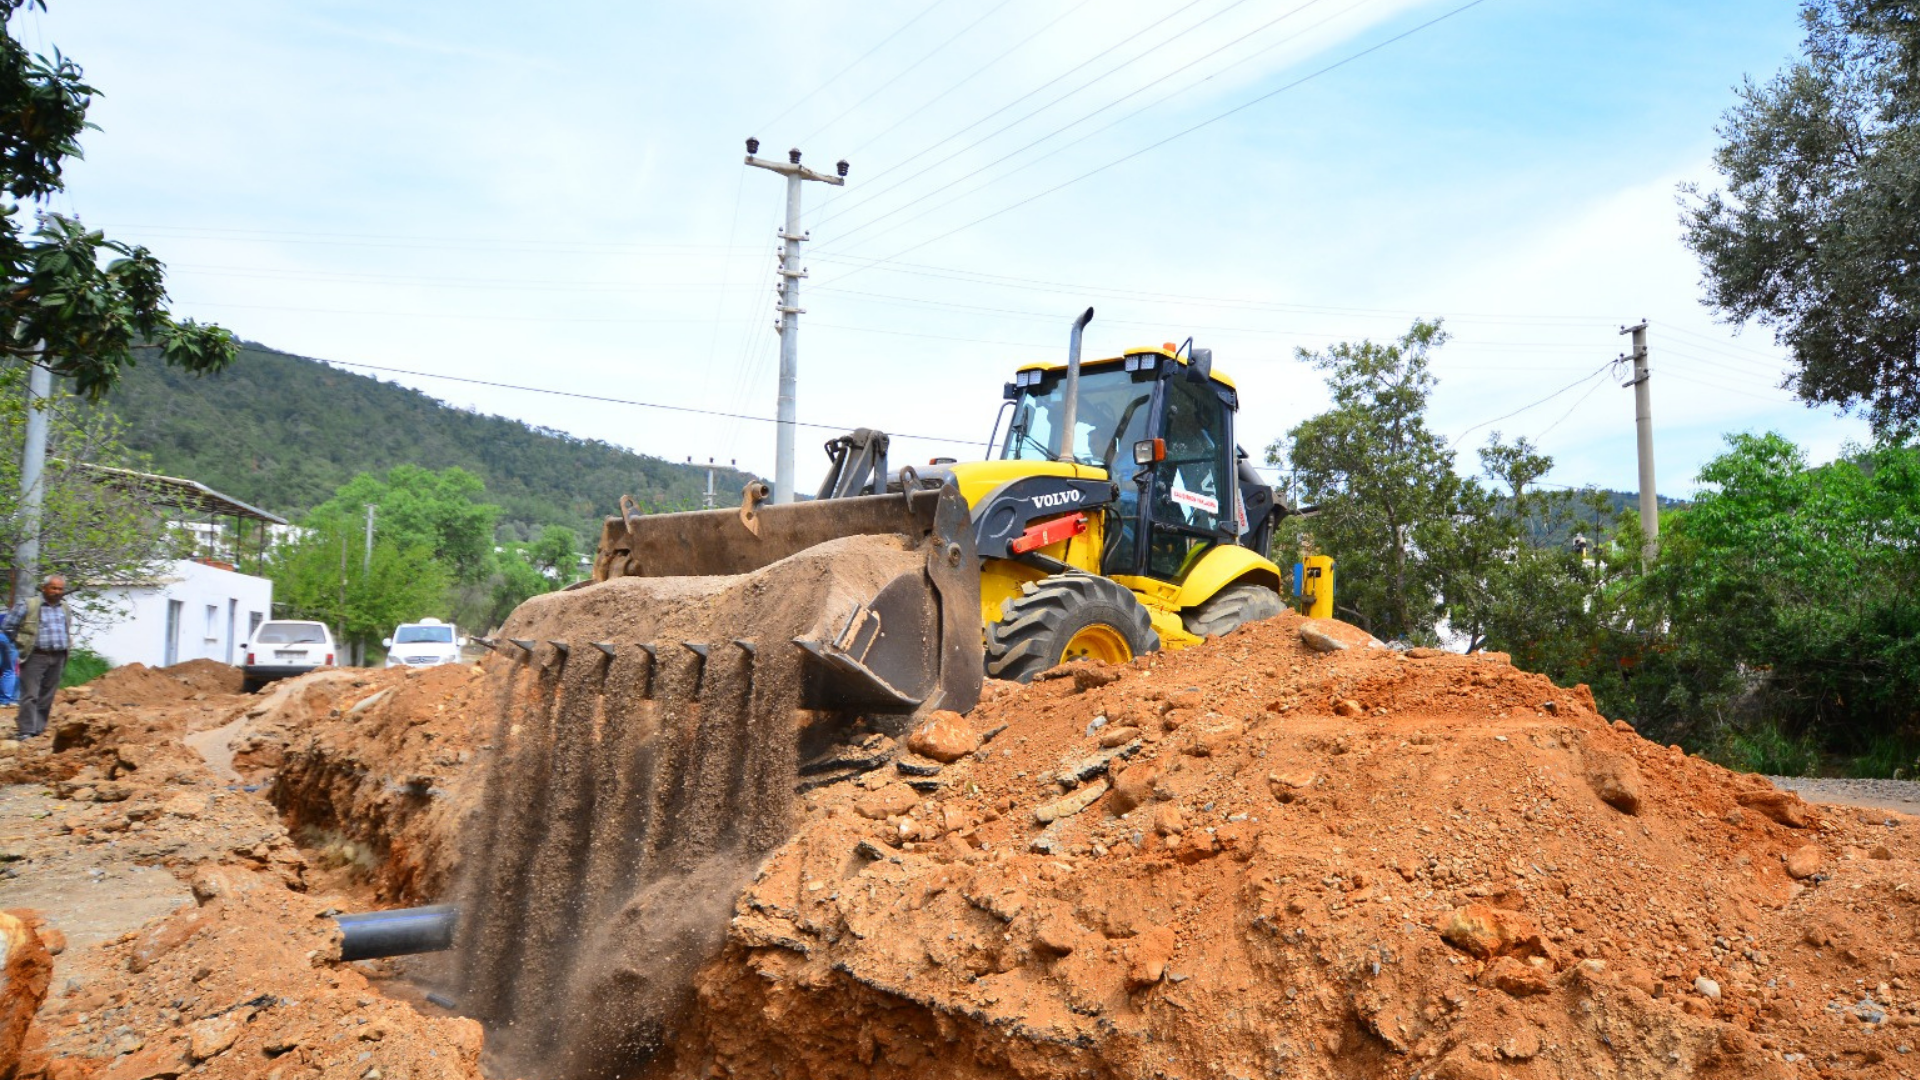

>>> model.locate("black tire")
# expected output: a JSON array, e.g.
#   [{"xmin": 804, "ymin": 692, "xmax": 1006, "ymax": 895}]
[
  {"xmin": 241, "ymin": 677, "xmax": 263, "ymax": 694},
  {"xmin": 1181, "ymin": 582, "xmax": 1285, "ymax": 639},
  {"xmin": 985, "ymin": 574, "xmax": 1159, "ymax": 683}
]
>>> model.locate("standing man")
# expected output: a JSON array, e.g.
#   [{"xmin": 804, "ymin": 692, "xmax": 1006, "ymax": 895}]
[{"xmin": 3, "ymin": 574, "xmax": 69, "ymax": 739}]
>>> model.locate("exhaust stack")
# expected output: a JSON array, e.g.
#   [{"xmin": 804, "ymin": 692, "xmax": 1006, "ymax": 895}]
[{"xmin": 1054, "ymin": 307, "xmax": 1096, "ymax": 463}]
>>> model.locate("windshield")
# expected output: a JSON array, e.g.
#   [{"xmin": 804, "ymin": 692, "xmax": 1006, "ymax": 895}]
[
  {"xmin": 255, "ymin": 622, "xmax": 327, "ymax": 645},
  {"xmin": 395, "ymin": 625, "xmax": 455, "ymax": 644},
  {"xmin": 1002, "ymin": 366, "xmax": 1155, "ymax": 470}
]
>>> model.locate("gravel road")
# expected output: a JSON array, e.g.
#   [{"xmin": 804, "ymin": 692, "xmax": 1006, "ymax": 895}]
[{"xmin": 1768, "ymin": 775, "xmax": 1920, "ymax": 817}]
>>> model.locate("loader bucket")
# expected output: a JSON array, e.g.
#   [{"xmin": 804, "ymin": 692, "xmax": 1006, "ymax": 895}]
[
  {"xmin": 517, "ymin": 480, "xmax": 981, "ymax": 720},
  {"xmin": 450, "ymin": 483, "xmax": 983, "ymax": 1071}
]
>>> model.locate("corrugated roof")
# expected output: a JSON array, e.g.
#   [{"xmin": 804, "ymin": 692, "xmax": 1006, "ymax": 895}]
[{"xmin": 78, "ymin": 465, "xmax": 289, "ymax": 526}]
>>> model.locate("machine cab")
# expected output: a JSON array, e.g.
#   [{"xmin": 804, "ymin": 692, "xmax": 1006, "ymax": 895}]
[{"xmin": 998, "ymin": 345, "xmax": 1250, "ymax": 585}]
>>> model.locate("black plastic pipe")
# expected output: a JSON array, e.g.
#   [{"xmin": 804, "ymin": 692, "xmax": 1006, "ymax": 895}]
[{"xmin": 336, "ymin": 905, "xmax": 460, "ymax": 962}]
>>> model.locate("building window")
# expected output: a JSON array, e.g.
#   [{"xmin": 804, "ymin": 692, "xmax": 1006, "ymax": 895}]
[{"xmin": 164, "ymin": 600, "xmax": 183, "ymax": 667}]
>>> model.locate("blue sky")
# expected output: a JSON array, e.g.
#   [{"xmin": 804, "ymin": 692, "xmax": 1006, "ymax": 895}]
[{"xmin": 32, "ymin": 0, "xmax": 1868, "ymax": 499}]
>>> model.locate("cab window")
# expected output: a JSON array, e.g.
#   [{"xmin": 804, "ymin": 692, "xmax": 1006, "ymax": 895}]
[{"xmin": 1146, "ymin": 376, "xmax": 1233, "ymax": 580}]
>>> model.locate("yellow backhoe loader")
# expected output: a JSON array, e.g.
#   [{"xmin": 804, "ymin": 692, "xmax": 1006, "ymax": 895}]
[
  {"xmin": 441, "ymin": 310, "xmax": 1322, "ymax": 1052},
  {"xmin": 522, "ymin": 307, "xmax": 1306, "ymax": 725}
]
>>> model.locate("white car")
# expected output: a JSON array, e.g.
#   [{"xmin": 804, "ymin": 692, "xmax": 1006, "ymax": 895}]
[
  {"xmin": 241, "ymin": 620, "xmax": 337, "ymax": 692},
  {"xmin": 384, "ymin": 618, "xmax": 461, "ymax": 669}
]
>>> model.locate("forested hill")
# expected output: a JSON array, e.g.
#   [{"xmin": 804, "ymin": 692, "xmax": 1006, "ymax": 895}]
[{"xmin": 108, "ymin": 342, "xmax": 757, "ymax": 540}]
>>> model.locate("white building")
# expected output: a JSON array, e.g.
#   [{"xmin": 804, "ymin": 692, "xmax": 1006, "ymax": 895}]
[
  {"xmin": 73, "ymin": 470, "xmax": 284, "ymax": 669},
  {"xmin": 83, "ymin": 558, "xmax": 274, "ymax": 667}
]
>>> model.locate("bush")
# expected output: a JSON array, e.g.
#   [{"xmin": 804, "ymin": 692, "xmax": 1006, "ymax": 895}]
[
  {"xmin": 1710, "ymin": 718, "xmax": 1822, "ymax": 777},
  {"xmin": 60, "ymin": 645, "xmax": 109, "ymax": 688}
]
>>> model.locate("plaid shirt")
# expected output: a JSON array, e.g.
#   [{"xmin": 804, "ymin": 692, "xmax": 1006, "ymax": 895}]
[{"xmin": 4, "ymin": 597, "xmax": 69, "ymax": 652}]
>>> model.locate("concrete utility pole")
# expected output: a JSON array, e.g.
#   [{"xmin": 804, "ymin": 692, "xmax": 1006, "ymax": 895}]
[
  {"xmin": 358, "ymin": 504, "xmax": 376, "ymax": 667},
  {"xmin": 1619, "ymin": 321, "xmax": 1657, "ymax": 563},
  {"xmin": 14, "ymin": 351, "xmax": 48, "ymax": 599},
  {"xmin": 744, "ymin": 137, "xmax": 847, "ymax": 505}
]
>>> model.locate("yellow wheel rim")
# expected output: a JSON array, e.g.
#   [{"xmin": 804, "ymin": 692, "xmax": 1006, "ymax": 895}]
[{"xmin": 1061, "ymin": 624, "xmax": 1133, "ymax": 665}]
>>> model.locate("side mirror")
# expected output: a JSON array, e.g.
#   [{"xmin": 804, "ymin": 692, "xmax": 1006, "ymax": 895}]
[
  {"xmin": 1132, "ymin": 438, "xmax": 1166, "ymax": 466},
  {"xmin": 382, "ymin": 637, "xmax": 393, "ymax": 648},
  {"xmin": 1186, "ymin": 346, "xmax": 1212, "ymax": 383}
]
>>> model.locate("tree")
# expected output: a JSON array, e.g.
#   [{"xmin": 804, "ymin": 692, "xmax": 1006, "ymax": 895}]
[
  {"xmin": 461, "ymin": 525, "xmax": 578, "ymax": 635},
  {"xmin": 266, "ymin": 518, "xmax": 451, "ymax": 662},
  {"xmin": 530, "ymin": 524, "xmax": 579, "ymax": 579},
  {"xmin": 0, "ymin": 363, "xmax": 185, "ymax": 604},
  {"xmin": 1638, "ymin": 431, "xmax": 1920, "ymax": 764},
  {"xmin": 1682, "ymin": 0, "xmax": 1920, "ymax": 431},
  {"xmin": 1268, "ymin": 320, "xmax": 1463, "ymax": 641},
  {"xmin": 0, "ymin": 1, "xmax": 232, "ymax": 396},
  {"xmin": 308, "ymin": 465, "xmax": 499, "ymax": 583}
]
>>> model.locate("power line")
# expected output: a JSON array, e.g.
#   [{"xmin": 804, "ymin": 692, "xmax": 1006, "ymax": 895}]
[
  {"xmin": 1451, "ymin": 360, "xmax": 1614, "ymax": 444},
  {"xmin": 169, "ymin": 264, "xmax": 749, "ymax": 293},
  {"xmin": 174, "ymin": 299, "xmax": 737, "ymax": 325},
  {"xmin": 814, "ymin": 0, "xmax": 1360, "ymax": 250},
  {"xmin": 1660, "ymin": 368, "xmax": 1790, "ymax": 403},
  {"xmin": 806, "ymin": 0, "xmax": 1228, "ymax": 219},
  {"xmin": 797, "ymin": 0, "xmax": 1022, "ymax": 145},
  {"xmin": 840, "ymin": 0, "xmax": 1099, "ymax": 159},
  {"xmin": 754, "ymin": 0, "xmax": 953, "ymax": 134},
  {"xmin": 810, "ymin": 0, "xmax": 1289, "ymax": 237},
  {"xmin": 1530, "ymin": 368, "xmax": 1613, "ymax": 441},
  {"xmin": 103, "ymin": 224, "xmax": 764, "ymax": 255},
  {"xmin": 810, "ymin": 252, "xmax": 1616, "ymax": 324},
  {"xmin": 310, "ymin": 357, "xmax": 983, "ymax": 445},
  {"xmin": 698, "ymin": 165, "xmax": 754, "ymax": 414},
  {"xmin": 815, "ymin": 0, "xmax": 1494, "ymax": 289},
  {"xmin": 1649, "ymin": 319, "xmax": 1783, "ymax": 363},
  {"xmin": 1659, "ymin": 344, "xmax": 1786, "ymax": 383},
  {"xmin": 811, "ymin": 284, "xmax": 1615, "ymax": 347},
  {"xmin": 169, "ymin": 253, "xmax": 1617, "ymax": 326}
]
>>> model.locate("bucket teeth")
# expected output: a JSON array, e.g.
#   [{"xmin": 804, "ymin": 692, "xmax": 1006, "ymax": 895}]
[
  {"xmin": 475, "ymin": 637, "xmax": 501, "ymax": 653},
  {"xmin": 508, "ymin": 639, "xmax": 537, "ymax": 658},
  {"xmin": 733, "ymin": 639, "xmax": 756, "ymax": 656},
  {"xmin": 683, "ymin": 643, "xmax": 710, "ymax": 696},
  {"xmin": 591, "ymin": 642, "xmax": 617, "ymax": 659},
  {"xmin": 638, "ymin": 643, "xmax": 659, "ymax": 699},
  {"xmin": 549, "ymin": 641, "xmax": 571, "ymax": 656}
]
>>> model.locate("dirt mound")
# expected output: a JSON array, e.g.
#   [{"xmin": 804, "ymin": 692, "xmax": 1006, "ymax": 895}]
[
  {"xmin": 658, "ymin": 610, "xmax": 1920, "ymax": 1079},
  {"xmin": 0, "ymin": 661, "xmax": 490, "ymax": 1080},
  {"xmin": 27, "ymin": 865, "xmax": 483, "ymax": 1079},
  {"xmin": 159, "ymin": 659, "xmax": 244, "ymax": 696},
  {"xmin": 74, "ymin": 664, "xmax": 199, "ymax": 709}
]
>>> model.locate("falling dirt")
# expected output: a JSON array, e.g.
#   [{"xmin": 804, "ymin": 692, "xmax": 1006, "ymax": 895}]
[{"xmin": 452, "ymin": 535, "xmax": 921, "ymax": 1079}]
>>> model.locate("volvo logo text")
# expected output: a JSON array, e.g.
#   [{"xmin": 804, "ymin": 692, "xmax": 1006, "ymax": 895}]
[{"xmin": 1031, "ymin": 490, "xmax": 1083, "ymax": 509}]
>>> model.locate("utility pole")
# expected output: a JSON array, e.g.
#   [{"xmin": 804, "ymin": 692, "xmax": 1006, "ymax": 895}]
[
  {"xmin": 357, "ymin": 504, "xmax": 376, "ymax": 666},
  {"xmin": 704, "ymin": 459, "xmax": 716, "ymax": 510},
  {"xmin": 745, "ymin": 137, "xmax": 847, "ymax": 505},
  {"xmin": 13, "ymin": 351, "xmax": 48, "ymax": 600},
  {"xmin": 1618, "ymin": 321, "xmax": 1657, "ymax": 563},
  {"xmin": 363, "ymin": 504, "xmax": 376, "ymax": 575}
]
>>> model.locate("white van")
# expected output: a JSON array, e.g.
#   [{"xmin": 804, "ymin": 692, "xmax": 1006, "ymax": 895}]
[
  {"xmin": 384, "ymin": 618, "xmax": 460, "ymax": 669},
  {"xmin": 241, "ymin": 620, "xmax": 337, "ymax": 693}
]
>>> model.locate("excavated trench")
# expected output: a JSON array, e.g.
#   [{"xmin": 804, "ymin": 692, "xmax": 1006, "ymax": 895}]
[{"xmin": 49, "ymin": 602, "xmax": 1920, "ymax": 1080}]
